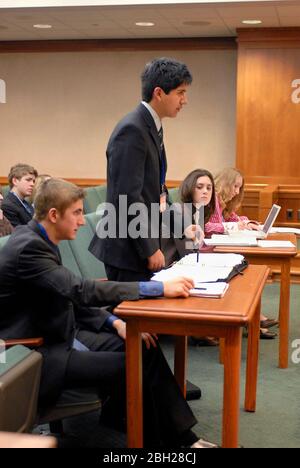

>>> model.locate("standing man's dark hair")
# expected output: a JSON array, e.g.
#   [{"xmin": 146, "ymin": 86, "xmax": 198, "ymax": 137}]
[
  {"xmin": 141, "ymin": 57, "xmax": 193, "ymax": 102},
  {"xmin": 89, "ymin": 57, "xmax": 193, "ymax": 282}
]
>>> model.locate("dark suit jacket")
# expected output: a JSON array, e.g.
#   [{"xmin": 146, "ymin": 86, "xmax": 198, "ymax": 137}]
[
  {"xmin": 0, "ymin": 220, "xmax": 139, "ymax": 403},
  {"xmin": 2, "ymin": 191, "xmax": 33, "ymax": 227},
  {"xmin": 89, "ymin": 103, "xmax": 167, "ymax": 273}
]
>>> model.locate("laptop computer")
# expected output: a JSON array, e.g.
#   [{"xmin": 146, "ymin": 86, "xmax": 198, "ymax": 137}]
[{"xmin": 228, "ymin": 204, "xmax": 281, "ymax": 239}]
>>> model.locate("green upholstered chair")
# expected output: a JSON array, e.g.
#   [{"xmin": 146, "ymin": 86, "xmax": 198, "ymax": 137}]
[
  {"xmin": 0, "ymin": 345, "xmax": 42, "ymax": 433},
  {"xmin": 67, "ymin": 216, "xmax": 106, "ymax": 280},
  {"xmin": 85, "ymin": 211, "xmax": 102, "ymax": 232},
  {"xmin": 83, "ymin": 186, "xmax": 107, "ymax": 214},
  {"xmin": 0, "ymin": 343, "xmax": 101, "ymax": 435},
  {"xmin": 59, "ymin": 240, "xmax": 82, "ymax": 278},
  {"xmin": 0, "ymin": 235, "xmax": 10, "ymax": 249},
  {"xmin": 168, "ymin": 187, "xmax": 180, "ymax": 204},
  {"xmin": 1, "ymin": 185, "xmax": 10, "ymax": 198}
]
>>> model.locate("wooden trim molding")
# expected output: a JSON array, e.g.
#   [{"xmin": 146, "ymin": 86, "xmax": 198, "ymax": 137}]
[
  {"xmin": 237, "ymin": 27, "xmax": 300, "ymax": 46},
  {"xmin": 245, "ymin": 176, "xmax": 300, "ymax": 185},
  {"xmin": 0, "ymin": 37, "xmax": 236, "ymax": 54},
  {"xmin": 0, "ymin": 176, "xmax": 182, "ymax": 188}
]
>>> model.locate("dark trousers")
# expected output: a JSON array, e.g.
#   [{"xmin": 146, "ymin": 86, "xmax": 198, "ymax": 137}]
[
  {"xmin": 63, "ymin": 329, "xmax": 197, "ymax": 447},
  {"xmin": 105, "ymin": 264, "xmax": 153, "ymax": 282}
]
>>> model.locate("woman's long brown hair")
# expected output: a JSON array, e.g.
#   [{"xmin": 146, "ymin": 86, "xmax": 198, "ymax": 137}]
[{"xmin": 179, "ymin": 168, "xmax": 216, "ymax": 223}]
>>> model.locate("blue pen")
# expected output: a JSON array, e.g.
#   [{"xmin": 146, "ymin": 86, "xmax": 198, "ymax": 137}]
[{"xmin": 194, "ymin": 287, "xmax": 207, "ymax": 290}]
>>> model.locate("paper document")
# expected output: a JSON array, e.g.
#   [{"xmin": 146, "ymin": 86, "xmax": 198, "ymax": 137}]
[
  {"xmin": 205, "ymin": 235, "xmax": 258, "ymax": 247},
  {"xmin": 177, "ymin": 252, "xmax": 245, "ymax": 267},
  {"xmin": 270, "ymin": 227, "xmax": 300, "ymax": 235},
  {"xmin": 152, "ymin": 253, "xmax": 245, "ymax": 284},
  {"xmin": 257, "ymin": 240, "xmax": 296, "ymax": 248},
  {"xmin": 190, "ymin": 282, "xmax": 229, "ymax": 298},
  {"xmin": 152, "ymin": 264, "xmax": 234, "ymax": 283}
]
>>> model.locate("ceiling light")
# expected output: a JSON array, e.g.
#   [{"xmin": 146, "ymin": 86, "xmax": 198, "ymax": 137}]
[
  {"xmin": 242, "ymin": 20, "xmax": 262, "ymax": 25},
  {"xmin": 33, "ymin": 24, "xmax": 52, "ymax": 29},
  {"xmin": 135, "ymin": 22, "xmax": 155, "ymax": 27}
]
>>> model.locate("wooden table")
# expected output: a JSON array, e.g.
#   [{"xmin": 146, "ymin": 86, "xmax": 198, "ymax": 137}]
[
  {"xmin": 214, "ymin": 233, "xmax": 297, "ymax": 369},
  {"xmin": 0, "ymin": 431, "xmax": 57, "ymax": 448},
  {"xmin": 116, "ymin": 265, "xmax": 269, "ymax": 449}
]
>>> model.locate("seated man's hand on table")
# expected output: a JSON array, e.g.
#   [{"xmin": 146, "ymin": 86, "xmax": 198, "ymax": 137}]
[{"xmin": 163, "ymin": 277, "xmax": 195, "ymax": 298}]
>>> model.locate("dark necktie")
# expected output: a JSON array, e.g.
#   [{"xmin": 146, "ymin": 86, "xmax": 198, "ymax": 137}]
[{"xmin": 158, "ymin": 126, "xmax": 164, "ymax": 151}]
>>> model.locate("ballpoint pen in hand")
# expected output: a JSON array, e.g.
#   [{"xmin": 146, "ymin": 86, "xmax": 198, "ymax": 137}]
[{"xmin": 195, "ymin": 228, "xmax": 201, "ymax": 263}]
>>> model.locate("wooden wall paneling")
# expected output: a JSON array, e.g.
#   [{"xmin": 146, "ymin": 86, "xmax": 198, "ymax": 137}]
[
  {"xmin": 236, "ymin": 28, "xmax": 300, "ymax": 185},
  {"xmin": 258, "ymin": 185, "xmax": 279, "ymax": 222}
]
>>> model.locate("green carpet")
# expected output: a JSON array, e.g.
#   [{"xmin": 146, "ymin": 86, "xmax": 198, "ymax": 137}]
[{"xmin": 162, "ymin": 282, "xmax": 300, "ymax": 448}]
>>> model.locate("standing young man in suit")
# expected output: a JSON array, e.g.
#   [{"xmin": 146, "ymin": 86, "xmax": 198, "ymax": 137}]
[
  {"xmin": 0, "ymin": 178, "xmax": 217, "ymax": 448},
  {"xmin": 2, "ymin": 163, "xmax": 37, "ymax": 227},
  {"xmin": 89, "ymin": 57, "xmax": 193, "ymax": 281}
]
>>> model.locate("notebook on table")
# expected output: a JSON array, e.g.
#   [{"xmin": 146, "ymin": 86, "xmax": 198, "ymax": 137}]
[
  {"xmin": 228, "ymin": 204, "xmax": 281, "ymax": 239},
  {"xmin": 190, "ymin": 282, "xmax": 229, "ymax": 298}
]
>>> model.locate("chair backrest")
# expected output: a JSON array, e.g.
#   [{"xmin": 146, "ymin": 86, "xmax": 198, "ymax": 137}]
[
  {"xmin": 168, "ymin": 187, "xmax": 180, "ymax": 204},
  {"xmin": 0, "ymin": 235, "xmax": 10, "ymax": 250},
  {"xmin": 38, "ymin": 387, "xmax": 101, "ymax": 427},
  {"xmin": 83, "ymin": 186, "xmax": 107, "ymax": 214},
  {"xmin": 85, "ymin": 211, "xmax": 102, "ymax": 232},
  {"xmin": 59, "ymin": 240, "xmax": 82, "ymax": 278},
  {"xmin": 67, "ymin": 215, "xmax": 106, "ymax": 279},
  {"xmin": 1, "ymin": 185, "xmax": 10, "ymax": 198},
  {"xmin": 0, "ymin": 345, "xmax": 42, "ymax": 433}
]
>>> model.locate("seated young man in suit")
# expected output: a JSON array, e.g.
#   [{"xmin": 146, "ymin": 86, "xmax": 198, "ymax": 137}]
[
  {"xmin": 2, "ymin": 163, "xmax": 38, "ymax": 227},
  {"xmin": 0, "ymin": 178, "xmax": 217, "ymax": 449},
  {"xmin": 0, "ymin": 185, "xmax": 13, "ymax": 237}
]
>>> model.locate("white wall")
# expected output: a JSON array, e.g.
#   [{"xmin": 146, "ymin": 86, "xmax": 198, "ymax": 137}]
[{"xmin": 0, "ymin": 48, "xmax": 237, "ymax": 180}]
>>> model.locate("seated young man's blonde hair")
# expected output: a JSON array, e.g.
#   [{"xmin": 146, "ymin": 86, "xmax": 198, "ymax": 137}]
[{"xmin": 34, "ymin": 178, "xmax": 85, "ymax": 222}]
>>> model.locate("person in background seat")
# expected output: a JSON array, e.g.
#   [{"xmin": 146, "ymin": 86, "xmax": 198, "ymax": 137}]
[
  {"xmin": 0, "ymin": 185, "xmax": 13, "ymax": 238},
  {"xmin": 2, "ymin": 163, "xmax": 38, "ymax": 227},
  {"xmin": 206, "ymin": 168, "xmax": 278, "ymax": 339}
]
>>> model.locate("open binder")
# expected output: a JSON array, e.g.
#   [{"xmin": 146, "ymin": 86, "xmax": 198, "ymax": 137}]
[{"xmin": 152, "ymin": 253, "xmax": 249, "ymax": 298}]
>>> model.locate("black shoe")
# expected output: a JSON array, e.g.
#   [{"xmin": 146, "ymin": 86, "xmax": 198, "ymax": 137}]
[
  {"xmin": 260, "ymin": 318, "xmax": 279, "ymax": 329},
  {"xmin": 191, "ymin": 438, "xmax": 220, "ymax": 448},
  {"xmin": 260, "ymin": 328, "xmax": 277, "ymax": 339},
  {"xmin": 189, "ymin": 336, "xmax": 219, "ymax": 347},
  {"xmin": 186, "ymin": 380, "xmax": 202, "ymax": 401}
]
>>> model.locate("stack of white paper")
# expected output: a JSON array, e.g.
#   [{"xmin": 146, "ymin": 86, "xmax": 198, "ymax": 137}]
[
  {"xmin": 204, "ymin": 235, "xmax": 258, "ymax": 247},
  {"xmin": 270, "ymin": 227, "xmax": 300, "ymax": 235},
  {"xmin": 177, "ymin": 252, "xmax": 245, "ymax": 267},
  {"xmin": 257, "ymin": 240, "xmax": 296, "ymax": 248},
  {"xmin": 152, "ymin": 253, "xmax": 245, "ymax": 288},
  {"xmin": 190, "ymin": 282, "xmax": 229, "ymax": 298}
]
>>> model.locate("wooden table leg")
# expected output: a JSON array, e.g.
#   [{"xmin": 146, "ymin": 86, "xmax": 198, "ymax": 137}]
[
  {"xmin": 174, "ymin": 336, "xmax": 187, "ymax": 398},
  {"xmin": 222, "ymin": 328, "xmax": 242, "ymax": 448},
  {"xmin": 279, "ymin": 259, "xmax": 291, "ymax": 369},
  {"xmin": 126, "ymin": 321, "xmax": 143, "ymax": 448},
  {"xmin": 245, "ymin": 300, "xmax": 260, "ymax": 412}
]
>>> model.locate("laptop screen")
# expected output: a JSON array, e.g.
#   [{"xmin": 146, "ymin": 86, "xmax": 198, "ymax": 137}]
[{"xmin": 263, "ymin": 204, "xmax": 281, "ymax": 234}]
